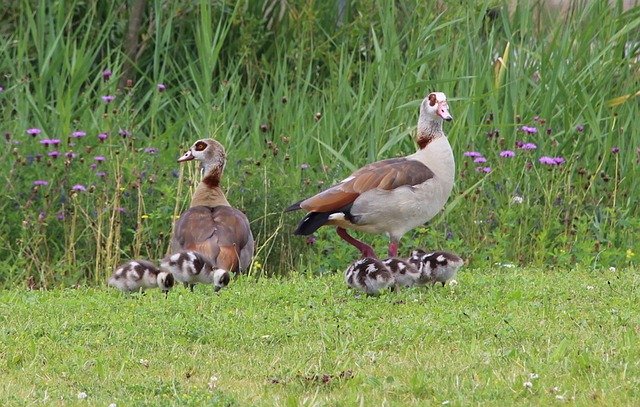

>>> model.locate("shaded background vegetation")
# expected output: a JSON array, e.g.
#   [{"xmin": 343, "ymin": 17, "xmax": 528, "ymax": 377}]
[{"xmin": 0, "ymin": 0, "xmax": 639, "ymax": 287}]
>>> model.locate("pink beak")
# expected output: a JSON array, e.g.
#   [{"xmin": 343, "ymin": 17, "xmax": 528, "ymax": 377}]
[
  {"xmin": 177, "ymin": 150, "xmax": 194, "ymax": 162},
  {"xmin": 437, "ymin": 103, "xmax": 453, "ymax": 121}
]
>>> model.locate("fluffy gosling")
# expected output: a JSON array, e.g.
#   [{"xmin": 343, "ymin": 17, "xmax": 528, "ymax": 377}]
[
  {"xmin": 108, "ymin": 259, "xmax": 174, "ymax": 296},
  {"xmin": 161, "ymin": 251, "xmax": 230, "ymax": 292},
  {"xmin": 382, "ymin": 257, "xmax": 421, "ymax": 288},
  {"xmin": 409, "ymin": 249, "xmax": 464, "ymax": 286},
  {"xmin": 345, "ymin": 257, "xmax": 395, "ymax": 295}
]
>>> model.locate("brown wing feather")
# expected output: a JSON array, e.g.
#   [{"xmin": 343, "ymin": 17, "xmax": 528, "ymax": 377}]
[
  {"xmin": 171, "ymin": 206, "xmax": 252, "ymax": 273},
  {"xmin": 300, "ymin": 158, "xmax": 435, "ymax": 212}
]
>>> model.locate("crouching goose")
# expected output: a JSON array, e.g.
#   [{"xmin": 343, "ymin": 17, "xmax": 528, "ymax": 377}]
[
  {"xmin": 408, "ymin": 249, "xmax": 464, "ymax": 286},
  {"xmin": 108, "ymin": 260, "xmax": 174, "ymax": 296},
  {"xmin": 169, "ymin": 139, "xmax": 254, "ymax": 274},
  {"xmin": 286, "ymin": 92, "xmax": 455, "ymax": 258},
  {"xmin": 161, "ymin": 251, "xmax": 230, "ymax": 292}
]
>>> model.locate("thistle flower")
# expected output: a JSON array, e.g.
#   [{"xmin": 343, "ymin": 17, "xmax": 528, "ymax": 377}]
[
  {"xmin": 71, "ymin": 131, "xmax": 86, "ymax": 138},
  {"xmin": 96, "ymin": 171, "xmax": 107, "ymax": 178},
  {"xmin": 118, "ymin": 129, "xmax": 130, "ymax": 138},
  {"xmin": 500, "ymin": 150, "xmax": 515, "ymax": 158},
  {"xmin": 40, "ymin": 139, "xmax": 60, "ymax": 147},
  {"xmin": 72, "ymin": 184, "xmax": 87, "ymax": 192},
  {"xmin": 65, "ymin": 151, "xmax": 77, "ymax": 159},
  {"xmin": 157, "ymin": 83, "xmax": 166, "ymax": 92},
  {"xmin": 94, "ymin": 156, "xmax": 106, "ymax": 162},
  {"xmin": 26, "ymin": 128, "xmax": 42, "ymax": 136},
  {"xmin": 0, "ymin": 85, "xmax": 4, "ymax": 92},
  {"xmin": 98, "ymin": 132, "xmax": 108, "ymax": 142},
  {"xmin": 300, "ymin": 163, "xmax": 310, "ymax": 170},
  {"xmin": 33, "ymin": 180, "xmax": 49, "ymax": 186},
  {"xmin": 473, "ymin": 157, "xmax": 487, "ymax": 163},
  {"xmin": 101, "ymin": 95, "xmax": 115, "ymax": 103},
  {"xmin": 576, "ymin": 124, "xmax": 585, "ymax": 132},
  {"xmin": 102, "ymin": 69, "xmax": 112, "ymax": 81},
  {"xmin": 48, "ymin": 151, "xmax": 60, "ymax": 158},
  {"xmin": 56, "ymin": 211, "xmax": 65, "ymax": 221},
  {"xmin": 144, "ymin": 147, "xmax": 158, "ymax": 154},
  {"xmin": 463, "ymin": 151, "xmax": 483, "ymax": 157},
  {"xmin": 611, "ymin": 146, "xmax": 620, "ymax": 154},
  {"xmin": 476, "ymin": 166, "xmax": 492, "ymax": 173},
  {"xmin": 520, "ymin": 126, "xmax": 538, "ymax": 134}
]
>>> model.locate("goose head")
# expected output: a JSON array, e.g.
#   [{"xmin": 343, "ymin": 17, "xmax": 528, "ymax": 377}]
[
  {"xmin": 212, "ymin": 268, "xmax": 230, "ymax": 292},
  {"xmin": 420, "ymin": 92, "xmax": 452, "ymax": 122},
  {"xmin": 157, "ymin": 271, "xmax": 175, "ymax": 294},
  {"xmin": 177, "ymin": 139, "xmax": 227, "ymax": 174}
]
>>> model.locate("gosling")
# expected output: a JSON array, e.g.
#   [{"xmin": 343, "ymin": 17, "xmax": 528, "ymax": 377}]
[
  {"xmin": 108, "ymin": 259, "xmax": 174, "ymax": 296},
  {"xmin": 161, "ymin": 251, "xmax": 230, "ymax": 292},
  {"xmin": 408, "ymin": 249, "xmax": 464, "ymax": 286},
  {"xmin": 345, "ymin": 257, "xmax": 395, "ymax": 295}
]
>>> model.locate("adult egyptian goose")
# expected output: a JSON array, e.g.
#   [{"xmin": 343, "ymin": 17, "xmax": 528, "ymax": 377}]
[
  {"xmin": 408, "ymin": 249, "xmax": 464, "ymax": 286},
  {"xmin": 286, "ymin": 92, "xmax": 454, "ymax": 258},
  {"xmin": 345, "ymin": 257, "xmax": 395, "ymax": 295},
  {"xmin": 161, "ymin": 250, "xmax": 230, "ymax": 292},
  {"xmin": 169, "ymin": 139, "xmax": 254, "ymax": 274},
  {"xmin": 108, "ymin": 259, "xmax": 175, "ymax": 296}
]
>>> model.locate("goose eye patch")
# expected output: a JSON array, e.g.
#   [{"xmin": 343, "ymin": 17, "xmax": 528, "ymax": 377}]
[
  {"xmin": 195, "ymin": 141, "xmax": 207, "ymax": 151},
  {"xmin": 428, "ymin": 93, "xmax": 437, "ymax": 107}
]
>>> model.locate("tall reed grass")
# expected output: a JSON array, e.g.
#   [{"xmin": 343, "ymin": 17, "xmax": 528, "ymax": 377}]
[{"xmin": 0, "ymin": 0, "xmax": 638, "ymax": 287}]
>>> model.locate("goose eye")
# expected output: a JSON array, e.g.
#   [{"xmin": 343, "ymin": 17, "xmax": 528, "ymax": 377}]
[
  {"xmin": 428, "ymin": 93, "xmax": 437, "ymax": 107},
  {"xmin": 195, "ymin": 141, "xmax": 207, "ymax": 151}
]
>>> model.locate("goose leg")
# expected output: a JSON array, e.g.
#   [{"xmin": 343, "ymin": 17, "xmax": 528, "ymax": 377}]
[
  {"xmin": 388, "ymin": 240, "xmax": 399, "ymax": 258},
  {"xmin": 336, "ymin": 227, "xmax": 377, "ymax": 258}
]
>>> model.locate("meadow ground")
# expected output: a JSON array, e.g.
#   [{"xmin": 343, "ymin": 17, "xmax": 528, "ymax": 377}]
[{"xmin": 2, "ymin": 266, "xmax": 639, "ymax": 406}]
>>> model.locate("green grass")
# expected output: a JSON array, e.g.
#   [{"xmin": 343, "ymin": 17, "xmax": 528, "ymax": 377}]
[{"xmin": 2, "ymin": 267, "xmax": 639, "ymax": 405}]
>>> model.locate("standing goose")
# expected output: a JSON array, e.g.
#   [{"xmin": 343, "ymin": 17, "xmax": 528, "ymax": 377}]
[
  {"xmin": 286, "ymin": 92, "xmax": 455, "ymax": 258},
  {"xmin": 169, "ymin": 139, "xmax": 254, "ymax": 274}
]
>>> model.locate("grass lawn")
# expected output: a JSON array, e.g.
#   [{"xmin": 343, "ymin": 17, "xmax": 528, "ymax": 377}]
[{"xmin": 1, "ymin": 266, "xmax": 639, "ymax": 406}]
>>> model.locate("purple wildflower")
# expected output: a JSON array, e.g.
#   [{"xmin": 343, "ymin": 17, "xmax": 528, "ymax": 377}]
[
  {"xmin": 71, "ymin": 131, "xmax": 86, "ymax": 138},
  {"xmin": 157, "ymin": 83, "xmax": 166, "ymax": 92},
  {"xmin": 118, "ymin": 129, "xmax": 130, "ymax": 138},
  {"xmin": 102, "ymin": 69, "xmax": 112, "ymax": 81},
  {"xmin": 144, "ymin": 147, "xmax": 158, "ymax": 154},
  {"xmin": 38, "ymin": 211, "xmax": 46, "ymax": 222},
  {"xmin": 26, "ymin": 128, "xmax": 42, "ymax": 136},
  {"xmin": 474, "ymin": 157, "xmax": 487, "ymax": 163},
  {"xmin": 0, "ymin": 86, "xmax": 4, "ymax": 92},
  {"xmin": 101, "ymin": 95, "xmax": 115, "ymax": 103},
  {"xmin": 48, "ymin": 151, "xmax": 60, "ymax": 158},
  {"xmin": 300, "ymin": 163, "xmax": 310, "ymax": 170},
  {"xmin": 576, "ymin": 124, "xmax": 585, "ymax": 132},
  {"xmin": 463, "ymin": 151, "xmax": 483, "ymax": 158},
  {"xmin": 611, "ymin": 146, "xmax": 620, "ymax": 154},
  {"xmin": 90, "ymin": 163, "xmax": 97, "ymax": 170},
  {"xmin": 65, "ymin": 151, "xmax": 77, "ymax": 159},
  {"xmin": 94, "ymin": 156, "xmax": 106, "ymax": 162},
  {"xmin": 518, "ymin": 143, "xmax": 537, "ymax": 150},
  {"xmin": 72, "ymin": 184, "xmax": 87, "ymax": 192},
  {"xmin": 97, "ymin": 132, "xmax": 108, "ymax": 142},
  {"xmin": 539, "ymin": 156, "xmax": 566, "ymax": 166},
  {"xmin": 476, "ymin": 167, "xmax": 492, "ymax": 173},
  {"xmin": 500, "ymin": 150, "xmax": 515, "ymax": 158},
  {"xmin": 521, "ymin": 126, "xmax": 538, "ymax": 134},
  {"xmin": 306, "ymin": 236, "xmax": 317, "ymax": 245},
  {"xmin": 56, "ymin": 211, "xmax": 65, "ymax": 221},
  {"xmin": 32, "ymin": 180, "xmax": 49, "ymax": 186},
  {"xmin": 96, "ymin": 171, "xmax": 107, "ymax": 178}
]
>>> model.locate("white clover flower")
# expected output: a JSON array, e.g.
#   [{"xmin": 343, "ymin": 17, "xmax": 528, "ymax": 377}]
[
  {"xmin": 586, "ymin": 285, "xmax": 594, "ymax": 290},
  {"xmin": 529, "ymin": 373, "xmax": 539, "ymax": 380},
  {"xmin": 512, "ymin": 195, "xmax": 524, "ymax": 204},
  {"xmin": 208, "ymin": 375, "xmax": 219, "ymax": 390},
  {"xmin": 523, "ymin": 381, "xmax": 533, "ymax": 389},
  {"xmin": 609, "ymin": 267, "xmax": 616, "ymax": 272},
  {"xmin": 77, "ymin": 392, "xmax": 88, "ymax": 400}
]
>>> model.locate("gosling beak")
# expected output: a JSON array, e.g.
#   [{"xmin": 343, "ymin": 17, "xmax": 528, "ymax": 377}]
[{"xmin": 177, "ymin": 150, "xmax": 194, "ymax": 162}]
